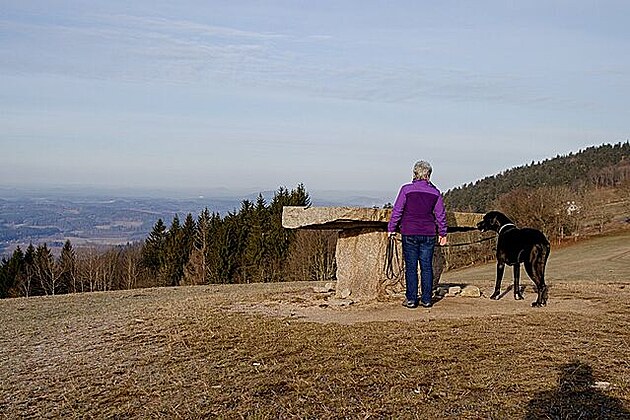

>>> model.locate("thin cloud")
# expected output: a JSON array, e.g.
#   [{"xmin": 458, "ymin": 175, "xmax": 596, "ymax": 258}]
[
  {"xmin": 0, "ymin": 13, "xmax": 613, "ymax": 111},
  {"xmin": 98, "ymin": 14, "xmax": 287, "ymax": 41}
]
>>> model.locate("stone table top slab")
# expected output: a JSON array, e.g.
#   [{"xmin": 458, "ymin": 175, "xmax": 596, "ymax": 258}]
[{"xmin": 282, "ymin": 206, "xmax": 484, "ymax": 231}]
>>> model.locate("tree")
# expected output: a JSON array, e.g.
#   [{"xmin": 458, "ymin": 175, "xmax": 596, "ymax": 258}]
[
  {"xmin": 161, "ymin": 214, "xmax": 182, "ymax": 286},
  {"xmin": 118, "ymin": 243, "xmax": 143, "ymax": 290},
  {"xmin": 184, "ymin": 208, "xmax": 212, "ymax": 285},
  {"xmin": 181, "ymin": 213, "xmax": 196, "ymax": 257},
  {"xmin": 58, "ymin": 240, "xmax": 76, "ymax": 294},
  {"xmin": 285, "ymin": 230, "xmax": 337, "ymax": 282},
  {"xmin": 141, "ymin": 218, "xmax": 167, "ymax": 280},
  {"xmin": 206, "ymin": 211, "xmax": 226, "ymax": 284},
  {"xmin": 496, "ymin": 186, "xmax": 575, "ymax": 243},
  {"xmin": 160, "ymin": 214, "xmax": 195, "ymax": 287},
  {"xmin": 262, "ymin": 185, "xmax": 312, "ymax": 282},
  {"xmin": 34, "ymin": 243, "xmax": 61, "ymax": 296},
  {"xmin": 20, "ymin": 244, "xmax": 36, "ymax": 297},
  {"xmin": 216, "ymin": 212, "xmax": 242, "ymax": 284},
  {"xmin": 0, "ymin": 247, "xmax": 25, "ymax": 298},
  {"xmin": 241, "ymin": 195, "xmax": 269, "ymax": 283}
]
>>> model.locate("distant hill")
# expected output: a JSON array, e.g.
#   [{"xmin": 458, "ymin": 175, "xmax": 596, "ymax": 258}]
[{"xmin": 444, "ymin": 142, "xmax": 630, "ymax": 212}]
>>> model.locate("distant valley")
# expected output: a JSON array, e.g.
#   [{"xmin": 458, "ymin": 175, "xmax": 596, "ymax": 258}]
[
  {"xmin": 0, "ymin": 186, "xmax": 390, "ymax": 257},
  {"xmin": 0, "ymin": 194, "xmax": 221, "ymax": 256}
]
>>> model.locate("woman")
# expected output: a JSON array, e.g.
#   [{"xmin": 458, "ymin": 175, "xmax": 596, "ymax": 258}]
[{"xmin": 388, "ymin": 160, "xmax": 448, "ymax": 308}]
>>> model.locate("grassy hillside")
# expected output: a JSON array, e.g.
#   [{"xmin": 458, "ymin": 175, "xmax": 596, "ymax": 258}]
[
  {"xmin": 445, "ymin": 142, "xmax": 630, "ymax": 212},
  {"xmin": 1, "ymin": 232, "xmax": 629, "ymax": 418}
]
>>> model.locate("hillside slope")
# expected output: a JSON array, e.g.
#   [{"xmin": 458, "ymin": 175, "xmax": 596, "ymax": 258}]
[{"xmin": 445, "ymin": 142, "xmax": 630, "ymax": 212}]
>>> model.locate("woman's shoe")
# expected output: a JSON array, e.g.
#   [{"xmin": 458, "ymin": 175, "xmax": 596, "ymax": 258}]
[{"xmin": 402, "ymin": 300, "xmax": 418, "ymax": 308}]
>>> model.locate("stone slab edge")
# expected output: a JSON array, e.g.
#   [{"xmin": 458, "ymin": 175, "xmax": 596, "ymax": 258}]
[{"xmin": 282, "ymin": 206, "xmax": 484, "ymax": 230}]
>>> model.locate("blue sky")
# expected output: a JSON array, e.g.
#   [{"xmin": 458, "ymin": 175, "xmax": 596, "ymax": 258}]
[{"xmin": 1, "ymin": 1, "xmax": 629, "ymax": 199}]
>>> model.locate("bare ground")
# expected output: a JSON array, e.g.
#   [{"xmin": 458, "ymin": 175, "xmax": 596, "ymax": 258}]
[{"xmin": 1, "ymin": 231, "xmax": 629, "ymax": 419}]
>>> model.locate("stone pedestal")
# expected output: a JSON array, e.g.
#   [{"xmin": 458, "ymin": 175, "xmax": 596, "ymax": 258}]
[{"xmin": 335, "ymin": 229, "xmax": 389, "ymax": 300}]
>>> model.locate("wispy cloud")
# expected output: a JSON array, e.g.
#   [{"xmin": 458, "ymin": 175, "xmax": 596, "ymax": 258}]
[
  {"xmin": 99, "ymin": 14, "xmax": 288, "ymax": 41},
  {"xmin": 0, "ymin": 12, "xmax": 610, "ymax": 111},
  {"xmin": 0, "ymin": 13, "xmax": 314, "ymax": 84}
]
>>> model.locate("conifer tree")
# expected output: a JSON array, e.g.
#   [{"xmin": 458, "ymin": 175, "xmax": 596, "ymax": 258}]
[
  {"xmin": 58, "ymin": 240, "xmax": 76, "ymax": 294},
  {"xmin": 216, "ymin": 212, "xmax": 241, "ymax": 284},
  {"xmin": 34, "ymin": 243, "xmax": 59, "ymax": 296},
  {"xmin": 0, "ymin": 247, "xmax": 24, "ymax": 298},
  {"xmin": 242, "ymin": 194, "xmax": 268, "ymax": 282},
  {"xmin": 206, "ymin": 211, "xmax": 225, "ymax": 283},
  {"xmin": 182, "ymin": 213, "xmax": 196, "ymax": 257},
  {"xmin": 262, "ymin": 185, "xmax": 312, "ymax": 282},
  {"xmin": 21, "ymin": 244, "xmax": 36, "ymax": 297},
  {"xmin": 141, "ymin": 218, "xmax": 167, "ymax": 279},
  {"xmin": 163, "ymin": 214, "xmax": 183, "ymax": 287},
  {"xmin": 184, "ymin": 208, "xmax": 212, "ymax": 285}
]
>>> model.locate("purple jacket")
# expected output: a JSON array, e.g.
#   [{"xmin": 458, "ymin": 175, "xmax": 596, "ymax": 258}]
[{"xmin": 387, "ymin": 180, "xmax": 447, "ymax": 237}]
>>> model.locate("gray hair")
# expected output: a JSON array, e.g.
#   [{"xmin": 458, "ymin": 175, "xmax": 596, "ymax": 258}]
[{"xmin": 413, "ymin": 160, "xmax": 432, "ymax": 181}]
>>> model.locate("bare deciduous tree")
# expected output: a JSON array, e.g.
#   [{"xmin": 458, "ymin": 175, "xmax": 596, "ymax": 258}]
[{"xmin": 285, "ymin": 230, "xmax": 337, "ymax": 282}]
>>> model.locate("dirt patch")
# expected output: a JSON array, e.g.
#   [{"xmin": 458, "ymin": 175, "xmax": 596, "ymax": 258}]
[
  {"xmin": 1, "ymin": 232, "xmax": 629, "ymax": 418},
  {"xmin": 220, "ymin": 231, "xmax": 630, "ymax": 324}
]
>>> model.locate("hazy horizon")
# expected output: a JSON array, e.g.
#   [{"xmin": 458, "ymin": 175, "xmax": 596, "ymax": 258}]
[
  {"xmin": 0, "ymin": 182, "xmax": 399, "ymax": 208},
  {"xmin": 1, "ymin": 140, "xmax": 625, "ymax": 203}
]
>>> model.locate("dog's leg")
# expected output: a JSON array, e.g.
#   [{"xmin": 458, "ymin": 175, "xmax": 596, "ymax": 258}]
[
  {"xmin": 513, "ymin": 264, "xmax": 524, "ymax": 300},
  {"xmin": 525, "ymin": 246, "xmax": 548, "ymax": 307},
  {"xmin": 490, "ymin": 262, "xmax": 505, "ymax": 300},
  {"xmin": 533, "ymin": 258, "xmax": 549, "ymax": 307}
]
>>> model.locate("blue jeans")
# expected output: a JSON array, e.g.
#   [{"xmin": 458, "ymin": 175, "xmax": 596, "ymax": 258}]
[{"xmin": 402, "ymin": 235, "xmax": 435, "ymax": 305}]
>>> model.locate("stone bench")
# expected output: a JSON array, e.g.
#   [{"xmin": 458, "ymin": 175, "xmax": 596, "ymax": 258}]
[{"xmin": 282, "ymin": 206, "xmax": 493, "ymax": 301}]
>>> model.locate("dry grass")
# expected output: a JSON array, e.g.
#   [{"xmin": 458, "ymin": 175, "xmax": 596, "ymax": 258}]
[{"xmin": 1, "ymin": 232, "xmax": 630, "ymax": 419}]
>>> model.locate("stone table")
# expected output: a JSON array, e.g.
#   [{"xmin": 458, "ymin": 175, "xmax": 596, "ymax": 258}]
[{"xmin": 282, "ymin": 206, "xmax": 493, "ymax": 301}]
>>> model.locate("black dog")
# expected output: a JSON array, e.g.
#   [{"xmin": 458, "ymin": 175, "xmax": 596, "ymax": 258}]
[{"xmin": 477, "ymin": 211, "xmax": 551, "ymax": 307}]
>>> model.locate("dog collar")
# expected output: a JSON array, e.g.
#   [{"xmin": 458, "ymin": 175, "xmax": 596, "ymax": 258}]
[{"xmin": 498, "ymin": 223, "xmax": 516, "ymax": 234}]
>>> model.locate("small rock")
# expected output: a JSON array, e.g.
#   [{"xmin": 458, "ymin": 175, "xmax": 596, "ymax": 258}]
[
  {"xmin": 592, "ymin": 381, "xmax": 612, "ymax": 391},
  {"xmin": 324, "ymin": 282, "xmax": 336, "ymax": 291},
  {"xmin": 447, "ymin": 286, "xmax": 462, "ymax": 296},
  {"xmin": 339, "ymin": 289, "xmax": 352, "ymax": 299},
  {"xmin": 460, "ymin": 285, "xmax": 481, "ymax": 298},
  {"xmin": 327, "ymin": 298, "xmax": 354, "ymax": 307},
  {"xmin": 313, "ymin": 286, "xmax": 334, "ymax": 293},
  {"xmin": 313, "ymin": 282, "xmax": 336, "ymax": 293}
]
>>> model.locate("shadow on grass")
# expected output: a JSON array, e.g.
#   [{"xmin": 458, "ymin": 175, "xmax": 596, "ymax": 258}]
[{"xmin": 525, "ymin": 361, "xmax": 630, "ymax": 419}]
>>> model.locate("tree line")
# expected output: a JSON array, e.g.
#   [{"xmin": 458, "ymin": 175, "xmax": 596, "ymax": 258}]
[
  {"xmin": 445, "ymin": 141, "xmax": 630, "ymax": 212},
  {"xmin": 0, "ymin": 185, "xmax": 337, "ymax": 299}
]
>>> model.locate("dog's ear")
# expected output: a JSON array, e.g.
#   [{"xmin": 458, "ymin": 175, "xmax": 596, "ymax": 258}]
[
  {"xmin": 490, "ymin": 214, "xmax": 502, "ymax": 230},
  {"xmin": 478, "ymin": 212, "xmax": 493, "ymax": 231},
  {"xmin": 480, "ymin": 212, "xmax": 502, "ymax": 232}
]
